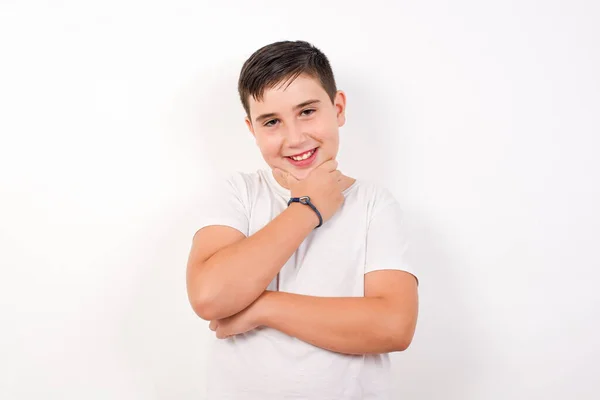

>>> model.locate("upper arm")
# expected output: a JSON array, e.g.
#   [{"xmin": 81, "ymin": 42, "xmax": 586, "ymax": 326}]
[
  {"xmin": 365, "ymin": 269, "xmax": 418, "ymax": 329},
  {"xmin": 188, "ymin": 225, "xmax": 246, "ymax": 268},
  {"xmin": 363, "ymin": 190, "xmax": 419, "ymax": 346},
  {"xmin": 186, "ymin": 225, "xmax": 245, "ymax": 294},
  {"xmin": 186, "ymin": 174, "xmax": 250, "ymax": 299},
  {"xmin": 185, "ymin": 225, "xmax": 245, "ymax": 318},
  {"xmin": 188, "ymin": 173, "xmax": 250, "ymax": 266},
  {"xmin": 364, "ymin": 194, "xmax": 417, "ymax": 280},
  {"xmin": 365, "ymin": 269, "xmax": 418, "ymax": 307},
  {"xmin": 365, "ymin": 269, "xmax": 418, "ymax": 349}
]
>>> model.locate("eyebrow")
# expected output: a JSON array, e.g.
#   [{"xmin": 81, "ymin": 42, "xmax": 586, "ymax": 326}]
[{"xmin": 255, "ymin": 99, "xmax": 321, "ymax": 124}]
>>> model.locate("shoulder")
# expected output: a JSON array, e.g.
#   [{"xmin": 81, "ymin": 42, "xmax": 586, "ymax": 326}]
[
  {"xmin": 348, "ymin": 177, "xmax": 401, "ymax": 206},
  {"xmin": 208, "ymin": 169, "xmax": 271, "ymax": 201},
  {"xmin": 212, "ymin": 169, "xmax": 255, "ymax": 188},
  {"xmin": 347, "ymin": 178, "xmax": 404, "ymax": 223}
]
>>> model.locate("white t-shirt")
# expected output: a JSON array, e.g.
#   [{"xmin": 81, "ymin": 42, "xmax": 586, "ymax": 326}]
[{"xmin": 196, "ymin": 168, "xmax": 417, "ymax": 400}]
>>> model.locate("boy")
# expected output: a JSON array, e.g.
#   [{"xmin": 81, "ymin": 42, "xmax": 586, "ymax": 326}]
[{"xmin": 186, "ymin": 40, "xmax": 419, "ymax": 399}]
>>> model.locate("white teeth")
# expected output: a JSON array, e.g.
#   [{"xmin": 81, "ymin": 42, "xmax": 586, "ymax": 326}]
[{"xmin": 291, "ymin": 149, "xmax": 315, "ymax": 161}]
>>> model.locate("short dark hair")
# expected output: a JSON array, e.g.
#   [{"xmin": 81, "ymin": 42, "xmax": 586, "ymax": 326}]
[{"xmin": 238, "ymin": 40, "xmax": 338, "ymax": 118}]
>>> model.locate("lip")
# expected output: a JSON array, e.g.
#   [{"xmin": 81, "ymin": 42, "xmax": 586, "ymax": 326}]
[{"xmin": 286, "ymin": 147, "xmax": 318, "ymax": 168}]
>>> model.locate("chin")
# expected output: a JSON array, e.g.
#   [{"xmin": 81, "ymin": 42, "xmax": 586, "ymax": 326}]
[
  {"xmin": 292, "ymin": 158, "xmax": 332, "ymax": 179},
  {"xmin": 292, "ymin": 169, "xmax": 312, "ymax": 181}
]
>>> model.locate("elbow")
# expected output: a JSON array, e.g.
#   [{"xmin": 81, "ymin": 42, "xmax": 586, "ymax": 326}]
[
  {"xmin": 392, "ymin": 333, "xmax": 414, "ymax": 352},
  {"xmin": 190, "ymin": 294, "xmax": 221, "ymax": 321},
  {"xmin": 188, "ymin": 279, "xmax": 226, "ymax": 321},
  {"xmin": 385, "ymin": 316, "xmax": 417, "ymax": 352},
  {"xmin": 189, "ymin": 285, "xmax": 239, "ymax": 321},
  {"xmin": 187, "ymin": 267, "xmax": 227, "ymax": 321}
]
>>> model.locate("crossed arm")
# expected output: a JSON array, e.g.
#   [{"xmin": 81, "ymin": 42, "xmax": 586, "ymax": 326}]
[
  {"xmin": 186, "ymin": 204, "xmax": 419, "ymax": 355},
  {"xmin": 211, "ymin": 271, "xmax": 418, "ymax": 355}
]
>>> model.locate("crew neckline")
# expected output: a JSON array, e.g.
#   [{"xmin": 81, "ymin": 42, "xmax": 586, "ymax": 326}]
[{"xmin": 262, "ymin": 168, "xmax": 359, "ymax": 198}]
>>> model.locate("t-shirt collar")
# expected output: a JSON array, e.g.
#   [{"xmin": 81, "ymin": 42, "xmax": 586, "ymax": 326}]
[{"xmin": 263, "ymin": 168, "xmax": 291, "ymax": 198}]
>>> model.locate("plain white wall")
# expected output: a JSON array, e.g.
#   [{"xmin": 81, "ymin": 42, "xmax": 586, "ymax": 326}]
[{"xmin": 1, "ymin": 1, "xmax": 599, "ymax": 399}]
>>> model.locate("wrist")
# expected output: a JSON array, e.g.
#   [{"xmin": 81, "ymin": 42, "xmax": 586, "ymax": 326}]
[
  {"xmin": 287, "ymin": 202, "xmax": 320, "ymax": 229},
  {"xmin": 254, "ymin": 290, "xmax": 277, "ymax": 327}
]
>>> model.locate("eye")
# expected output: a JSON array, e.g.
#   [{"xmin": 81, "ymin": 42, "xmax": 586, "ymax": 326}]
[
  {"xmin": 264, "ymin": 119, "xmax": 279, "ymax": 127},
  {"xmin": 301, "ymin": 109, "xmax": 316, "ymax": 116}
]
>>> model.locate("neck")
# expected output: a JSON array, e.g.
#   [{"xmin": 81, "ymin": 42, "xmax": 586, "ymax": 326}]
[{"xmin": 271, "ymin": 170, "xmax": 356, "ymax": 192}]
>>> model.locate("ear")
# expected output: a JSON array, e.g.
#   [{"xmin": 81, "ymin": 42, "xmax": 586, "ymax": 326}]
[
  {"xmin": 334, "ymin": 90, "xmax": 347, "ymax": 127},
  {"xmin": 245, "ymin": 116, "xmax": 256, "ymax": 138}
]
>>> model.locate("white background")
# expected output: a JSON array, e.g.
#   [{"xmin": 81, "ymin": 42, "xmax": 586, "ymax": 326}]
[{"xmin": 1, "ymin": 1, "xmax": 599, "ymax": 399}]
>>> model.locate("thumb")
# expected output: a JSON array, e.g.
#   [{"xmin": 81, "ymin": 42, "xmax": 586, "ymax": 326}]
[{"xmin": 273, "ymin": 168, "xmax": 298, "ymax": 187}]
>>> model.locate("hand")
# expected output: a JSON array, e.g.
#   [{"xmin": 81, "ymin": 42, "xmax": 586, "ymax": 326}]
[
  {"xmin": 273, "ymin": 160, "xmax": 345, "ymax": 224},
  {"xmin": 209, "ymin": 296, "xmax": 264, "ymax": 339}
]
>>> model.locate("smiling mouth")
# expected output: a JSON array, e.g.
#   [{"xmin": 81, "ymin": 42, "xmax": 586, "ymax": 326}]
[{"xmin": 287, "ymin": 148, "xmax": 317, "ymax": 161}]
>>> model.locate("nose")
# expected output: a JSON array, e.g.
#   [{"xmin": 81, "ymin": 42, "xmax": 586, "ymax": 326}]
[{"xmin": 284, "ymin": 121, "xmax": 308, "ymax": 147}]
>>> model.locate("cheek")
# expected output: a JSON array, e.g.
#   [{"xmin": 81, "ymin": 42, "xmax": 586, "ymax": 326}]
[
  {"xmin": 257, "ymin": 135, "xmax": 282, "ymax": 157},
  {"xmin": 308, "ymin": 117, "xmax": 338, "ymax": 141},
  {"xmin": 313, "ymin": 127, "xmax": 338, "ymax": 144}
]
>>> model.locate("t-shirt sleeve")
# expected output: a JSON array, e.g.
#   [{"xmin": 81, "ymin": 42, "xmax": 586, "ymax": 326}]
[
  {"xmin": 195, "ymin": 174, "xmax": 250, "ymax": 237},
  {"xmin": 365, "ymin": 193, "xmax": 418, "ymax": 284}
]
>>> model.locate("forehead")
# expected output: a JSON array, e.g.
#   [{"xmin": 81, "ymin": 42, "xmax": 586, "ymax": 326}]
[{"xmin": 248, "ymin": 74, "xmax": 328, "ymax": 118}]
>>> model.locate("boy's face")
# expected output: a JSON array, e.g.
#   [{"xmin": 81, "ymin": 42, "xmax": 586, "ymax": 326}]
[{"xmin": 245, "ymin": 74, "xmax": 346, "ymax": 182}]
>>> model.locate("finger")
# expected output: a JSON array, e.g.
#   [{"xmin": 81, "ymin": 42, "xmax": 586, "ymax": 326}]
[
  {"xmin": 333, "ymin": 170, "xmax": 342, "ymax": 181},
  {"xmin": 216, "ymin": 327, "xmax": 228, "ymax": 339},
  {"xmin": 273, "ymin": 168, "xmax": 298, "ymax": 186},
  {"xmin": 287, "ymin": 172, "xmax": 299, "ymax": 184},
  {"xmin": 319, "ymin": 159, "xmax": 338, "ymax": 172},
  {"xmin": 209, "ymin": 321, "xmax": 217, "ymax": 331},
  {"xmin": 272, "ymin": 168, "xmax": 287, "ymax": 186}
]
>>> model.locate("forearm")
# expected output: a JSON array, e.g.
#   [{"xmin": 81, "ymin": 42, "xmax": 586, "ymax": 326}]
[
  {"xmin": 257, "ymin": 291, "xmax": 414, "ymax": 355},
  {"xmin": 194, "ymin": 204, "xmax": 317, "ymax": 320}
]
